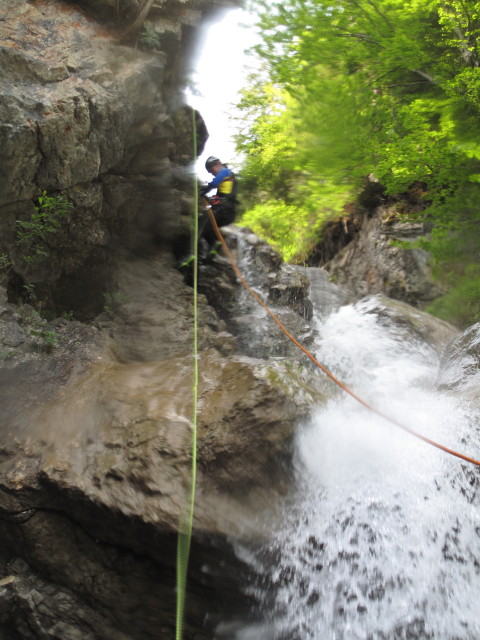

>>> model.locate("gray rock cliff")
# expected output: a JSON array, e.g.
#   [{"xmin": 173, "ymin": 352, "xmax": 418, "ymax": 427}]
[
  {"xmin": 310, "ymin": 191, "xmax": 443, "ymax": 308},
  {"xmin": 0, "ymin": 0, "xmax": 212, "ymax": 315}
]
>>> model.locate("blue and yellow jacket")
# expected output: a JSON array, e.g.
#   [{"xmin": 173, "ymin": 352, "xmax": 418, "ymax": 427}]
[{"xmin": 206, "ymin": 166, "xmax": 236, "ymax": 199}]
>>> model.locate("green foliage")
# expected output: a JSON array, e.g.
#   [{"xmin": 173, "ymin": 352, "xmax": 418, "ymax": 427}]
[
  {"xmin": 236, "ymin": 77, "xmax": 355, "ymax": 259},
  {"xmin": 22, "ymin": 283, "xmax": 37, "ymax": 304},
  {"xmin": 235, "ymin": 84, "xmax": 298, "ymax": 202},
  {"xmin": 139, "ymin": 23, "xmax": 160, "ymax": 49},
  {"xmin": 238, "ymin": 0, "xmax": 480, "ymax": 323},
  {"xmin": 416, "ymin": 183, "xmax": 480, "ymax": 260},
  {"xmin": 242, "ymin": 201, "xmax": 303, "ymax": 261},
  {"xmin": 0, "ymin": 253, "xmax": 11, "ymax": 270},
  {"xmin": 103, "ymin": 291, "xmax": 127, "ymax": 316},
  {"xmin": 30, "ymin": 324, "xmax": 59, "ymax": 353},
  {"xmin": 426, "ymin": 265, "xmax": 480, "ymax": 328},
  {"xmin": 30, "ymin": 323, "xmax": 59, "ymax": 352},
  {"xmin": 22, "ymin": 308, "xmax": 60, "ymax": 353},
  {"xmin": 241, "ymin": 181, "xmax": 352, "ymax": 262},
  {"xmin": 17, "ymin": 191, "xmax": 73, "ymax": 265},
  {"xmin": 0, "ymin": 253, "xmax": 12, "ymax": 283}
]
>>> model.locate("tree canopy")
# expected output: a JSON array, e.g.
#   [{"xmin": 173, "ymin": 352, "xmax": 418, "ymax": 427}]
[{"xmin": 237, "ymin": 0, "xmax": 480, "ymax": 325}]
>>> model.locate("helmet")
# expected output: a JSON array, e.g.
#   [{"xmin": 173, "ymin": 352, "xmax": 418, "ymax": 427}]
[{"xmin": 205, "ymin": 156, "xmax": 220, "ymax": 171}]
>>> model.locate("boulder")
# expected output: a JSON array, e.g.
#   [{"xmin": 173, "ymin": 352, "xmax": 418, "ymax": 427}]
[
  {"xmin": 0, "ymin": 347, "xmax": 324, "ymax": 639},
  {"xmin": 356, "ymin": 294, "xmax": 458, "ymax": 354},
  {"xmin": 436, "ymin": 322, "xmax": 480, "ymax": 392},
  {"xmin": 294, "ymin": 265, "xmax": 348, "ymax": 320},
  {"xmin": 324, "ymin": 205, "xmax": 443, "ymax": 307}
]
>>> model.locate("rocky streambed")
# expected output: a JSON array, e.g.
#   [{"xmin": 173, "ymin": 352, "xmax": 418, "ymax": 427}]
[{"xmin": 2, "ymin": 223, "xmax": 477, "ymax": 639}]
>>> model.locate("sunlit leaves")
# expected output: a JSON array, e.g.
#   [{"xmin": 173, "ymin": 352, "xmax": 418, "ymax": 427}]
[{"xmin": 239, "ymin": 0, "xmax": 480, "ymax": 317}]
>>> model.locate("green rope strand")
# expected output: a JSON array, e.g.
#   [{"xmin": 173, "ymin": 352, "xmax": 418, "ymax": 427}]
[{"xmin": 176, "ymin": 108, "xmax": 199, "ymax": 640}]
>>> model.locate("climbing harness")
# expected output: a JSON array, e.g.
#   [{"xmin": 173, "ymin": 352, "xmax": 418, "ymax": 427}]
[
  {"xmin": 206, "ymin": 208, "xmax": 480, "ymax": 469},
  {"xmin": 209, "ymin": 195, "xmax": 222, "ymax": 207},
  {"xmin": 175, "ymin": 112, "xmax": 200, "ymax": 640}
]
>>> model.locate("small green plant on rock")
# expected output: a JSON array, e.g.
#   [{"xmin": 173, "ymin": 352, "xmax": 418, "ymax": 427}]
[
  {"xmin": 0, "ymin": 253, "xmax": 12, "ymax": 284},
  {"xmin": 22, "ymin": 283, "xmax": 37, "ymax": 304},
  {"xmin": 139, "ymin": 22, "xmax": 160, "ymax": 49},
  {"xmin": 103, "ymin": 291, "xmax": 127, "ymax": 316},
  {"xmin": 30, "ymin": 319, "xmax": 59, "ymax": 353},
  {"xmin": 17, "ymin": 191, "xmax": 73, "ymax": 264}
]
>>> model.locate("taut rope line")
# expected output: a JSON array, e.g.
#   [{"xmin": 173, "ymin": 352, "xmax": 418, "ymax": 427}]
[
  {"xmin": 175, "ymin": 114, "xmax": 200, "ymax": 640},
  {"xmin": 206, "ymin": 206, "xmax": 480, "ymax": 468}
]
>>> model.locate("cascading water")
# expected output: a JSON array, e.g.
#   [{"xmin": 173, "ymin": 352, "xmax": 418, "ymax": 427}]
[{"xmin": 219, "ymin": 272, "xmax": 480, "ymax": 639}]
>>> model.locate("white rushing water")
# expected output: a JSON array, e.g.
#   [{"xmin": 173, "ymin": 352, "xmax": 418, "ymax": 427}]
[{"xmin": 223, "ymin": 294, "xmax": 480, "ymax": 640}]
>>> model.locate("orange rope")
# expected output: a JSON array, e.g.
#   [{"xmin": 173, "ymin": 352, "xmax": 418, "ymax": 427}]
[{"xmin": 206, "ymin": 206, "xmax": 480, "ymax": 468}]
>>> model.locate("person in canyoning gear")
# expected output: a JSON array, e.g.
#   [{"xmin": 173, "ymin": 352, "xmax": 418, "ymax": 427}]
[
  {"xmin": 198, "ymin": 155, "xmax": 238, "ymax": 257},
  {"xmin": 178, "ymin": 156, "xmax": 238, "ymax": 270}
]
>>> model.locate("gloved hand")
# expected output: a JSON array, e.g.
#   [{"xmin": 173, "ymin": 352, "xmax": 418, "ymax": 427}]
[{"xmin": 199, "ymin": 185, "xmax": 209, "ymax": 196}]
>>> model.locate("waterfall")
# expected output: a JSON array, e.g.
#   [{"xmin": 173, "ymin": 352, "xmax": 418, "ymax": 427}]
[{"xmin": 218, "ymin": 271, "xmax": 480, "ymax": 639}]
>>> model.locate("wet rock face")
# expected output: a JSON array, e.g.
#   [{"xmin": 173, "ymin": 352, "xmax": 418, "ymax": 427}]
[
  {"xmin": 0, "ymin": 242, "xmax": 327, "ymax": 639},
  {"xmin": 0, "ymin": 0, "xmax": 209, "ymax": 314},
  {"xmin": 436, "ymin": 322, "xmax": 480, "ymax": 392},
  {"xmin": 198, "ymin": 227, "xmax": 316, "ymax": 358},
  {"xmin": 317, "ymin": 204, "xmax": 442, "ymax": 307},
  {"xmin": 356, "ymin": 294, "xmax": 458, "ymax": 354}
]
